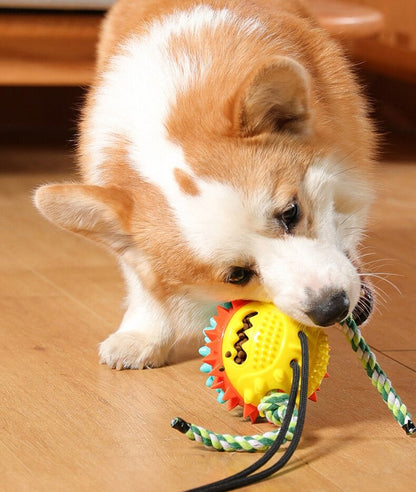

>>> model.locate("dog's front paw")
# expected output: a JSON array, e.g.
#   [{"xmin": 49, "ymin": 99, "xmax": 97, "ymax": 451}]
[{"xmin": 99, "ymin": 331, "xmax": 168, "ymax": 370}]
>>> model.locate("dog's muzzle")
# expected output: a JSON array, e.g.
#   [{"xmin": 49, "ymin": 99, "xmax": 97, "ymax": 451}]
[{"xmin": 351, "ymin": 281, "xmax": 374, "ymax": 326}]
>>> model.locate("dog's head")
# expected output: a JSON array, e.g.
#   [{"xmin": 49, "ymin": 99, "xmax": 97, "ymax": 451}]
[{"xmin": 35, "ymin": 55, "xmax": 374, "ymax": 327}]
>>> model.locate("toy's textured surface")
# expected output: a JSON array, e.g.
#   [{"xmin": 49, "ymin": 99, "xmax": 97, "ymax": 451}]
[
  {"xmin": 200, "ymin": 300, "xmax": 329, "ymax": 422},
  {"xmin": 172, "ymin": 301, "xmax": 414, "ymax": 459}
]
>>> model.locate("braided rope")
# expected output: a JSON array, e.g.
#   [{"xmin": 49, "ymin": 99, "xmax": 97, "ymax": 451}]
[
  {"xmin": 174, "ymin": 391, "xmax": 298, "ymax": 452},
  {"xmin": 342, "ymin": 316, "xmax": 415, "ymax": 435},
  {"xmin": 172, "ymin": 315, "xmax": 414, "ymax": 457}
]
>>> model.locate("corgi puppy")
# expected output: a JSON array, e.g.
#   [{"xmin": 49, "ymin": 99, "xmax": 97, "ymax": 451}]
[{"xmin": 35, "ymin": 0, "xmax": 376, "ymax": 370}]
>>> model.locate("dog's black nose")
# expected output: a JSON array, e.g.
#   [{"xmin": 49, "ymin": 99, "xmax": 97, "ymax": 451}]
[{"xmin": 306, "ymin": 290, "xmax": 350, "ymax": 327}]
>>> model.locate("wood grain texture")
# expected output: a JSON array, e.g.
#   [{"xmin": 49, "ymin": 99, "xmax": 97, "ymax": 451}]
[
  {"xmin": 0, "ymin": 139, "xmax": 415, "ymax": 491},
  {"xmin": 0, "ymin": 1, "xmax": 383, "ymax": 86},
  {"xmin": 0, "ymin": 11, "xmax": 102, "ymax": 86}
]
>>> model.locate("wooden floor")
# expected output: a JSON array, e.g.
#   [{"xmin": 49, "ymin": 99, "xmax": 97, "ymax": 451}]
[{"xmin": 0, "ymin": 138, "xmax": 415, "ymax": 491}]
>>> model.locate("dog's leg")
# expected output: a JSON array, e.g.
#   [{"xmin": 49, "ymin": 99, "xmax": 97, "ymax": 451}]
[
  {"xmin": 99, "ymin": 262, "xmax": 174, "ymax": 370},
  {"xmin": 98, "ymin": 301, "xmax": 173, "ymax": 370}
]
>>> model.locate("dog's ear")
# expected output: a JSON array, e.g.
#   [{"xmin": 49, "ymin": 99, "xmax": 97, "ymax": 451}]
[
  {"xmin": 235, "ymin": 56, "xmax": 311, "ymax": 137},
  {"xmin": 34, "ymin": 183, "xmax": 134, "ymax": 253}
]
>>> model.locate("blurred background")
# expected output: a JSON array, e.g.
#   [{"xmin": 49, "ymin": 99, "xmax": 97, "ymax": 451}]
[{"xmin": 0, "ymin": 0, "xmax": 415, "ymax": 167}]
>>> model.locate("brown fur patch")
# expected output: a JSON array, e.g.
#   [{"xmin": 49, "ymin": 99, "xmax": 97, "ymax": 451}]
[{"xmin": 173, "ymin": 168, "xmax": 200, "ymax": 196}]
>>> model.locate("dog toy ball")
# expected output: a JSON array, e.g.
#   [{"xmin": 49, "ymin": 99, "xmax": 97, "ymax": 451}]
[
  {"xmin": 200, "ymin": 300, "xmax": 329, "ymax": 422},
  {"xmin": 172, "ymin": 300, "xmax": 329, "ymax": 451}
]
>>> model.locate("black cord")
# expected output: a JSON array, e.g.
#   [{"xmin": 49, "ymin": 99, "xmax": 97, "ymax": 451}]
[
  {"xmin": 186, "ymin": 331, "xmax": 309, "ymax": 492},
  {"xmin": 187, "ymin": 359, "xmax": 300, "ymax": 492}
]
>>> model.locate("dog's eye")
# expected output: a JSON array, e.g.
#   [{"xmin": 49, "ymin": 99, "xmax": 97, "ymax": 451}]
[
  {"xmin": 278, "ymin": 201, "xmax": 300, "ymax": 232},
  {"xmin": 226, "ymin": 267, "xmax": 254, "ymax": 286}
]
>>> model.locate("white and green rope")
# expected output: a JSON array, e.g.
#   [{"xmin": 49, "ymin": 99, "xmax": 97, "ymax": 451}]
[
  {"xmin": 171, "ymin": 391, "xmax": 298, "ymax": 452},
  {"xmin": 342, "ymin": 316, "xmax": 415, "ymax": 436}
]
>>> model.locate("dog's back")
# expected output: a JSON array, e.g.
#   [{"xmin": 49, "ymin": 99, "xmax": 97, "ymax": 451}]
[{"xmin": 78, "ymin": 0, "xmax": 374, "ymax": 184}]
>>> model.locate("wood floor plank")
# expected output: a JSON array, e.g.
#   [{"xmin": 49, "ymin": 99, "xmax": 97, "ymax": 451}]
[
  {"xmin": 369, "ymin": 162, "xmax": 416, "ymax": 267},
  {"xmin": 36, "ymin": 266, "xmax": 125, "ymax": 329},
  {"xmin": 382, "ymin": 350, "xmax": 416, "ymax": 372}
]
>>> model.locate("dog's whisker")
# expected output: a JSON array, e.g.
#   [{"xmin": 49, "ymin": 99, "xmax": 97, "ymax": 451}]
[
  {"xmin": 359, "ymin": 258, "xmax": 395, "ymax": 267},
  {"xmin": 361, "ymin": 271, "xmax": 402, "ymax": 278},
  {"xmin": 370, "ymin": 277, "xmax": 401, "ymax": 299},
  {"xmin": 371, "ymin": 287, "xmax": 388, "ymax": 306}
]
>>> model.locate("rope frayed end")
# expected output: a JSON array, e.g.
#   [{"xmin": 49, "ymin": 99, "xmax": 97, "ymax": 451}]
[
  {"xmin": 402, "ymin": 419, "xmax": 416, "ymax": 437},
  {"xmin": 171, "ymin": 417, "xmax": 191, "ymax": 434}
]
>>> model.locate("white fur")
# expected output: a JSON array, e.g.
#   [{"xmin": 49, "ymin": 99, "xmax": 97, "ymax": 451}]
[
  {"xmin": 100, "ymin": 155, "xmax": 365, "ymax": 366},
  {"xmin": 85, "ymin": 5, "xmax": 264, "ymax": 188},
  {"xmin": 172, "ymin": 158, "xmax": 367, "ymax": 326},
  {"xmin": 84, "ymin": 5, "xmax": 372, "ymax": 369},
  {"xmin": 98, "ymin": 260, "xmax": 174, "ymax": 369},
  {"xmin": 99, "ymin": 257, "xmax": 218, "ymax": 368},
  {"xmin": 99, "ymin": 152, "xmax": 368, "ymax": 367},
  {"xmin": 174, "ymin": 180, "xmax": 269, "ymax": 263},
  {"xmin": 303, "ymin": 159, "xmax": 372, "ymax": 253},
  {"xmin": 89, "ymin": 6, "xmax": 266, "ymax": 369},
  {"xmin": 255, "ymin": 236, "xmax": 361, "ymax": 325}
]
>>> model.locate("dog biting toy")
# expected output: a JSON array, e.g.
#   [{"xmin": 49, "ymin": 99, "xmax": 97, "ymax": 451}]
[{"xmin": 171, "ymin": 300, "xmax": 415, "ymax": 492}]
